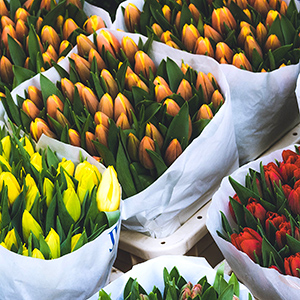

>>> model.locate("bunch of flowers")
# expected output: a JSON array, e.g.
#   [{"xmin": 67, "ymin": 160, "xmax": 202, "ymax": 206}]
[
  {"xmin": 3, "ymin": 29, "xmax": 225, "ymax": 199},
  {"xmin": 98, "ymin": 264, "xmax": 252, "ymax": 299},
  {"xmin": 0, "ymin": 0, "xmax": 106, "ymax": 91},
  {"xmin": 123, "ymin": 0, "xmax": 300, "ymax": 72},
  {"xmin": 0, "ymin": 125, "xmax": 120, "ymax": 260},
  {"xmin": 219, "ymin": 146, "xmax": 300, "ymax": 277}
]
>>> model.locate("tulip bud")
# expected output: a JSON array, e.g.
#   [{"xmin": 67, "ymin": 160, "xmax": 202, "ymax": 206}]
[
  {"xmin": 98, "ymin": 93, "xmax": 114, "ymax": 119},
  {"xmin": 181, "ymin": 24, "xmax": 200, "ymax": 52},
  {"xmin": 75, "ymin": 160, "xmax": 101, "ymax": 186},
  {"xmin": 88, "ymin": 48, "xmax": 106, "ymax": 71},
  {"xmin": 1, "ymin": 16, "xmax": 14, "ymax": 29},
  {"xmin": 191, "ymin": 284, "xmax": 202, "ymax": 298},
  {"xmin": 70, "ymin": 53, "xmax": 91, "ymax": 83},
  {"xmin": 232, "ymin": 52, "xmax": 253, "ymax": 71},
  {"xmin": 195, "ymin": 72, "xmax": 215, "ymax": 103},
  {"xmin": 124, "ymin": 3, "xmax": 141, "ymax": 32},
  {"xmin": 264, "ymin": 34, "xmax": 281, "ymax": 52},
  {"xmin": 94, "ymin": 111, "xmax": 109, "ymax": 129},
  {"xmin": 100, "ymin": 69, "xmax": 119, "ymax": 98},
  {"xmin": 176, "ymin": 79, "xmax": 193, "ymax": 101},
  {"xmin": 43, "ymin": 177, "xmax": 54, "ymax": 207},
  {"xmin": 203, "ymin": 24, "xmax": 223, "ymax": 43},
  {"xmin": 81, "ymin": 86, "xmax": 99, "ymax": 115},
  {"xmin": 0, "ymin": 0, "xmax": 9, "ymax": 17},
  {"xmin": 85, "ymin": 131, "xmax": 98, "ymax": 156},
  {"xmin": 114, "ymin": 92, "xmax": 134, "ymax": 123},
  {"xmin": 70, "ymin": 233, "xmax": 81, "ymax": 252},
  {"xmin": 164, "ymin": 139, "xmax": 182, "ymax": 167},
  {"xmin": 212, "ymin": 7, "xmax": 237, "ymax": 35},
  {"xmin": 77, "ymin": 34, "xmax": 96, "ymax": 57},
  {"xmin": 96, "ymin": 165, "xmax": 120, "ymax": 212},
  {"xmin": 60, "ymin": 77, "xmax": 74, "ymax": 103},
  {"xmin": 30, "ymin": 151, "xmax": 43, "ymax": 172},
  {"xmin": 237, "ymin": 25, "xmax": 254, "ymax": 47},
  {"xmin": 189, "ymin": 3, "xmax": 200, "ymax": 24},
  {"xmin": 115, "ymin": 113, "xmax": 131, "ymax": 129},
  {"xmin": 151, "ymin": 23, "xmax": 163, "ymax": 38},
  {"xmin": 20, "ymin": 136, "xmax": 35, "ymax": 156},
  {"xmin": 0, "ymin": 172, "xmax": 21, "ymax": 208},
  {"xmin": 83, "ymin": 15, "xmax": 105, "ymax": 35},
  {"xmin": 160, "ymin": 31, "xmax": 172, "ymax": 43},
  {"xmin": 196, "ymin": 104, "xmax": 213, "ymax": 121},
  {"xmin": 1, "ymin": 135, "xmax": 11, "ymax": 161},
  {"xmin": 27, "ymin": 87, "xmax": 42, "ymax": 110},
  {"xmin": 155, "ymin": 83, "xmax": 173, "ymax": 103},
  {"xmin": 4, "ymin": 228, "xmax": 18, "ymax": 250},
  {"xmin": 266, "ymin": 10, "xmax": 280, "ymax": 28},
  {"xmin": 41, "ymin": 25, "xmax": 61, "ymax": 51},
  {"xmin": 145, "ymin": 123, "xmax": 164, "ymax": 150},
  {"xmin": 244, "ymin": 35, "xmax": 263, "ymax": 61},
  {"xmin": 57, "ymin": 158, "xmax": 75, "ymax": 177},
  {"xmin": 46, "ymin": 94, "xmax": 64, "ymax": 121},
  {"xmin": 253, "ymin": 0, "xmax": 269, "ymax": 18},
  {"xmin": 23, "ymin": 173, "xmax": 40, "ymax": 211},
  {"xmin": 280, "ymin": 0, "xmax": 287, "ymax": 15},
  {"xmin": 14, "ymin": 7, "xmax": 29, "ymax": 23},
  {"xmin": 0, "ymin": 56, "xmax": 13, "ymax": 85},
  {"xmin": 96, "ymin": 30, "xmax": 121, "ymax": 59},
  {"xmin": 256, "ymin": 22, "xmax": 267, "ymax": 46},
  {"xmin": 127, "ymin": 133, "xmax": 140, "ymax": 161},
  {"xmin": 31, "ymin": 248, "xmax": 45, "ymax": 259},
  {"xmin": 59, "ymin": 40, "xmax": 72, "ymax": 56},
  {"xmin": 121, "ymin": 36, "xmax": 139, "ymax": 65},
  {"xmin": 125, "ymin": 72, "xmax": 150, "ymax": 92},
  {"xmin": 211, "ymin": 90, "xmax": 224, "ymax": 109},
  {"xmin": 95, "ymin": 123, "xmax": 109, "ymax": 147},
  {"xmin": 139, "ymin": 136, "xmax": 156, "ymax": 169},
  {"xmin": 153, "ymin": 76, "xmax": 169, "ymax": 86},
  {"xmin": 44, "ymin": 228, "xmax": 60, "ymax": 259},
  {"xmin": 30, "ymin": 118, "xmax": 57, "ymax": 141},
  {"xmin": 40, "ymin": 0, "xmax": 53, "ymax": 10},
  {"xmin": 215, "ymin": 42, "xmax": 233, "ymax": 63},
  {"xmin": 35, "ymin": 16, "xmax": 43, "ymax": 33},
  {"xmin": 22, "ymin": 209, "xmax": 43, "ymax": 241},
  {"xmin": 166, "ymin": 40, "xmax": 181, "ymax": 49},
  {"xmin": 22, "ymin": 99, "xmax": 40, "ymax": 120},
  {"xmin": 62, "ymin": 18, "xmax": 78, "ymax": 40},
  {"xmin": 62, "ymin": 187, "xmax": 81, "ymax": 222},
  {"xmin": 134, "ymin": 50, "xmax": 157, "ymax": 79},
  {"xmin": 23, "ymin": 0, "xmax": 34, "ymax": 10},
  {"xmin": 193, "ymin": 36, "xmax": 214, "ymax": 58}
]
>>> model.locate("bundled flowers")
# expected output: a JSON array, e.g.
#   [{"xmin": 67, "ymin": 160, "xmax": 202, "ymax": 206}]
[
  {"xmin": 0, "ymin": 125, "xmax": 120, "ymax": 259},
  {"xmin": 219, "ymin": 146, "xmax": 300, "ymax": 277},
  {"xmin": 98, "ymin": 264, "xmax": 252, "ymax": 299},
  {"xmin": 0, "ymin": 0, "xmax": 106, "ymax": 91},
  {"xmin": 3, "ymin": 29, "xmax": 225, "ymax": 199},
  {"xmin": 123, "ymin": 0, "xmax": 300, "ymax": 72}
]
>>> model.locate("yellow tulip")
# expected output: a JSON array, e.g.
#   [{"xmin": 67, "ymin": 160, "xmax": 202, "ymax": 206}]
[
  {"xmin": 30, "ymin": 152, "xmax": 42, "ymax": 172},
  {"xmin": 31, "ymin": 248, "xmax": 45, "ymax": 259},
  {"xmin": 43, "ymin": 177, "xmax": 54, "ymax": 207},
  {"xmin": 45, "ymin": 228, "xmax": 60, "ymax": 259},
  {"xmin": 71, "ymin": 233, "xmax": 81, "ymax": 252},
  {"xmin": 22, "ymin": 209, "xmax": 43, "ymax": 241},
  {"xmin": 96, "ymin": 166, "xmax": 120, "ymax": 212},
  {"xmin": 0, "ymin": 172, "xmax": 21, "ymax": 208},
  {"xmin": 57, "ymin": 158, "xmax": 75, "ymax": 177},
  {"xmin": 24, "ymin": 173, "xmax": 40, "ymax": 211},
  {"xmin": 4, "ymin": 228, "xmax": 18, "ymax": 250},
  {"xmin": 1, "ymin": 135, "xmax": 11, "ymax": 161},
  {"xmin": 0, "ymin": 154, "xmax": 12, "ymax": 172},
  {"xmin": 62, "ymin": 187, "xmax": 81, "ymax": 222}
]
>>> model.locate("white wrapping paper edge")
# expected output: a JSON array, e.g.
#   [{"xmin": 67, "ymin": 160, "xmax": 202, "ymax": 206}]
[
  {"xmin": 113, "ymin": 0, "xmax": 300, "ymax": 166},
  {"xmin": 7, "ymin": 28, "xmax": 239, "ymax": 238},
  {"xmin": 0, "ymin": 134, "xmax": 122, "ymax": 300},
  {"xmin": 88, "ymin": 255, "xmax": 253, "ymax": 300},
  {"xmin": 207, "ymin": 144, "xmax": 300, "ymax": 300}
]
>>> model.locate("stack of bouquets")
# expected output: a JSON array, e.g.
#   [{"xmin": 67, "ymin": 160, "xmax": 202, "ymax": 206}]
[
  {"xmin": 87, "ymin": 256, "xmax": 253, "ymax": 300},
  {"xmin": 4, "ymin": 28, "xmax": 239, "ymax": 237},
  {"xmin": 0, "ymin": 126, "xmax": 121, "ymax": 299},
  {"xmin": 0, "ymin": 0, "xmax": 110, "ymax": 92},
  {"xmin": 113, "ymin": 0, "xmax": 300, "ymax": 165},
  {"xmin": 207, "ymin": 144, "xmax": 300, "ymax": 299}
]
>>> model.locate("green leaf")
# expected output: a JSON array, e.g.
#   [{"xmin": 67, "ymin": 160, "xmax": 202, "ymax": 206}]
[
  {"xmin": 7, "ymin": 35, "xmax": 26, "ymax": 67},
  {"xmin": 13, "ymin": 66, "xmax": 36, "ymax": 88},
  {"xmin": 46, "ymin": 146, "xmax": 60, "ymax": 170},
  {"xmin": 228, "ymin": 273, "xmax": 239, "ymax": 297},
  {"xmin": 220, "ymin": 211, "xmax": 233, "ymax": 239},
  {"xmin": 10, "ymin": 0, "xmax": 21, "ymax": 21},
  {"xmin": 2, "ymin": 87, "xmax": 21, "ymax": 126},
  {"xmin": 262, "ymin": 236, "xmax": 283, "ymax": 269},
  {"xmin": 286, "ymin": 234, "xmax": 300, "ymax": 253},
  {"xmin": 40, "ymin": 73, "xmax": 65, "ymax": 104},
  {"xmin": 147, "ymin": 149, "xmax": 167, "ymax": 177},
  {"xmin": 201, "ymin": 286, "xmax": 218, "ymax": 300},
  {"xmin": 41, "ymin": 0, "xmax": 67, "ymax": 29},
  {"xmin": 219, "ymin": 284, "xmax": 234, "ymax": 300},
  {"xmin": 166, "ymin": 57, "xmax": 183, "ymax": 92},
  {"xmin": 53, "ymin": 62, "xmax": 70, "ymax": 79},
  {"xmin": 28, "ymin": 24, "xmax": 43, "ymax": 71},
  {"xmin": 280, "ymin": 14, "xmax": 296, "ymax": 45}
]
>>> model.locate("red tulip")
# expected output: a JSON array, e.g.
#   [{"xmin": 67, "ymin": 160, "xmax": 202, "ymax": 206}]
[
  {"xmin": 284, "ymin": 253, "xmax": 300, "ymax": 277},
  {"xmin": 246, "ymin": 197, "xmax": 266, "ymax": 224},
  {"xmin": 288, "ymin": 187, "xmax": 300, "ymax": 215},
  {"xmin": 276, "ymin": 221, "xmax": 300, "ymax": 249},
  {"xmin": 228, "ymin": 193, "xmax": 241, "ymax": 222}
]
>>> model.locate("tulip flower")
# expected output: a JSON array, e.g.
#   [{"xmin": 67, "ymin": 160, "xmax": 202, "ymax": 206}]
[
  {"xmin": 114, "ymin": 93, "xmax": 134, "ymax": 123},
  {"xmin": 59, "ymin": 40, "xmax": 72, "ymax": 56},
  {"xmin": 41, "ymin": 25, "xmax": 60, "ymax": 51},
  {"xmin": 151, "ymin": 23, "xmax": 163, "ymax": 38},
  {"xmin": 284, "ymin": 253, "xmax": 300, "ymax": 277},
  {"xmin": 0, "ymin": 56, "xmax": 13, "ymax": 84},
  {"xmin": 96, "ymin": 30, "xmax": 121, "ymax": 59},
  {"xmin": 81, "ymin": 86, "xmax": 99, "ymax": 115},
  {"xmin": 282, "ymin": 183, "xmax": 292, "ymax": 199},
  {"xmin": 1, "ymin": 24, "xmax": 16, "ymax": 49},
  {"xmin": 71, "ymin": 53, "xmax": 91, "ymax": 84},
  {"xmin": 265, "ymin": 211, "xmax": 287, "ymax": 237},
  {"xmin": 22, "ymin": 209, "xmax": 43, "ymax": 241},
  {"xmin": 66, "ymin": 0, "xmax": 82, "ymax": 8},
  {"xmin": 203, "ymin": 24, "xmax": 223, "ymax": 43},
  {"xmin": 20, "ymin": 136, "xmax": 35, "ymax": 156},
  {"xmin": 195, "ymin": 72, "xmax": 215, "ymax": 104},
  {"xmin": 211, "ymin": 7, "xmax": 237, "ymax": 35},
  {"xmin": 30, "ymin": 152, "xmax": 42, "ymax": 172},
  {"xmin": 4, "ymin": 228, "xmax": 18, "ymax": 250},
  {"xmin": 43, "ymin": 177, "xmax": 54, "ymax": 207},
  {"xmin": 0, "ymin": 0, "xmax": 9, "ymax": 16},
  {"xmin": 145, "ymin": 123, "xmax": 164, "ymax": 150},
  {"xmin": 61, "ymin": 78, "xmax": 74, "ymax": 103},
  {"xmin": 166, "ymin": 41, "xmax": 181, "ymax": 49},
  {"xmin": 94, "ymin": 111, "xmax": 110, "ymax": 128},
  {"xmin": 1, "ymin": 135, "xmax": 11, "ymax": 161},
  {"xmin": 101, "ymin": 69, "xmax": 119, "ymax": 99},
  {"xmin": 127, "ymin": 133, "xmax": 140, "ymax": 162},
  {"xmin": 176, "ymin": 79, "xmax": 193, "ymax": 101},
  {"xmin": 24, "ymin": 173, "xmax": 40, "ymax": 211},
  {"xmin": 164, "ymin": 139, "xmax": 182, "ymax": 167},
  {"xmin": 246, "ymin": 197, "xmax": 266, "ymax": 224},
  {"xmin": 95, "ymin": 124, "xmax": 109, "ymax": 147},
  {"xmin": 45, "ymin": 228, "xmax": 60, "ymax": 259},
  {"xmin": 57, "ymin": 158, "xmax": 75, "ymax": 177},
  {"xmin": 237, "ymin": 25, "xmax": 254, "ymax": 47},
  {"xmin": 124, "ymin": 3, "xmax": 141, "ymax": 32},
  {"xmin": 62, "ymin": 18, "xmax": 78, "ymax": 40},
  {"xmin": 196, "ymin": 104, "xmax": 213, "ymax": 121},
  {"xmin": 42, "ymin": 52, "xmax": 54, "ymax": 67},
  {"xmin": 256, "ymin": 22, "xmax": 267, "ymax": 47},
  {"xmin": 22, "ymin": 99, "xmax": 40, "ymax": 120},
  {"xmin": 15, "ymin": 19, "xmax": 28, "ymax": 42},
  {"xmin": 83, "ymin": 15, "xmax": 106, "ymax": 34},
  {"xmin": 160, "ymin": 31, "xmax": 173, "ymax": 43},
  {"xmin": 88, "ymin": 48, "xmax": 106, "ymax": 71},
  {"xmin": 76, "ymin": 34, "xmax": 96, "ymax": 57},
  {"xmin": 62, "ymin": 187, "xmax": 81, "ymax": 222},
  {"xmin": 121, "ymin": 36, "xmax": 139, "ymax": 65},
  {"xmin": 231, "ymin": 227, "xmax": 262, "ymax": 262},
  {"xmin": 181, "ymin": 24, "xmax": 200, "ymax": 52},
  {"xmin": 264, "ymin": 34, "xmax": 281, "ymax": 52},
  {"xmin": 139, "ymin": 136, "xmax": 156, "ymax": 170},
  {"xmin": 211, "ymin": 90, "xmax": 224, "ymax": 109},
  {"xmin": 115, "ymin": 113, "xmax": 131, "ymax": 130},
  {"xmin": 288, "ymin": 187, "xmax": 300, "ymax": 215},
  {"xmin": 85, "ymin": 131, "xmax": 98, "ymax": 156},
  {"xmin": 45, "ymin": 44, "xmax": 58, "ymax": 62},
  {"xmin": 31, "ymin": 248, "xmax": 45, "ymax": 259},
  {"xmin": 125, "ymin": 72, "xmax": 149, "ymax": 92},
  {"xmin": 56, "ymin": 110, "xmax": 71, "ymax": 128},
  {"xmin": 232, "ymin": 52, "xmax": 253, "ymax": 71},
  {"xmin": 71, "ymin": 233, "xmax": 81, "ymax": 252},
  {"xmin": 280, "ymin": 0, "xmax": 287, "ymax": 15},
  {"xmin": 155, "ymin": 82, "xmax": 173, "ymax": 103},
  {"xmin": 189, "ymin": 3, "xmax": 200, "ymax": 24},
  {"xmin": 27, "ymin": 86, "xmax": 43, "ymax": 109},
  {"xmin": 134, "ymin": 51, "xmax": 157, "ymax": 80},
  {"xmin": 194, "ymin": 37, "xmax": 214, "ymax": 57},
  {"xmin": 162, "ymin": 5, "xmax": 171, "ymax": 23},
  {"xmin": 153, "ymin": 76, "xmax": 169, "ymax": 86},
  {"xmin": 14, "ymin": 7, "xmax": 29, "ymax": 23},
  {"xmin": 253, "ymin": 0, "xmax": 269, "ymax": 18},
  {"xmin": 244, "ymin": 35, "xmax": 263, "ymax": 62},
  {"xmin": 98, "ymin": 93, "xmax": 114, "ymax": 119},
  {"xmin": 0, "ymin": 155, "xmax": 11, "ymax": 174},
  {"xmin": 0, "ymin": 172, "xmax": 21, "ymax": 208},
  {"xmin": 266, "ymin": 10, "xmax": 280, "ymax": 28},
  {"xmin": 276, "ymin": 221, "xmax": 300, "ymax": 249},
  {"xmin": 96, "ymin": 165, "xmax": 120, "ymax": 212},
  {"xmin": 75, "ymin": 160, "xmax": 101, "ymax": 186}
]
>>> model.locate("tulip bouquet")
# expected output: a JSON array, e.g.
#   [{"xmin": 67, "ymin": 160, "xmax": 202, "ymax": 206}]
[
  {"xmin": 0, "ymin": 125, "xmax": 121, "ymax": 299},
  {"xmin": 207, "ymin": 144, "xmax": 300, "ymax": 300},
  {"xmin": 4, "ymin": 28, "xmax": 238, "ymax": 237},
  {"xmin": 87, "ymin": 256, "xmax": 253, "ymax": 300},
  {"xmin": 0, "ymin": 0, "xmax": 108, "ymax": 92}
]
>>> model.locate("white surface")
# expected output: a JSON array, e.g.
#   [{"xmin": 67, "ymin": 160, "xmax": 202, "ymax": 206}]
[
  {"xmin": 89, "ymin": 256, "xmax": 253, "ymax": 300},
  {"xmin": 207, "ymin": 144, "xmax": 300, "ymax": 300}
]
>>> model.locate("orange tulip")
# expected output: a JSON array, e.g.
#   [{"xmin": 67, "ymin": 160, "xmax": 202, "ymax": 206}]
[
  {"xmin": 30, "ymin": 118, "xmax": 57, "ymax": 141},
  {"xmin": 176, "ymin": 79, "xmax": 193, "ymax": 101},
  {"xmin": 211, "ymin": 90, "xmax": 224, "ymax": 109},
  {"xmin": 0, "ymin": 0, "xmax": 9, "ymax": 17},
  {"xmin": 62, "ymin": 18, "xmax": 78, "ymax": 40},
  {"xmin": 94, "ymin": 111, "xmax": 110, "ymax": 128},
  {"xmin": 71, "ymin": 53, "xmax": 91, "ymax": 84},
  {"xmin": 100, "ymin": 69, "xmax": 119, "ymax": 98},
  {"xmin": 124, "ymin": 3, "xmax": 141, "ymax": 32},
  {"xmin": 244, "ymin": 35, "xmax": 263, "ymax": 61},
  {"xmin": 115, "ymin": 113, "xmax": 131, "ymax": 130},
  {"xmin": 203, "ymin": 24, "xmax": 223, "ymax": 43},
  {"xmin": 264, "ymin": 34, "xmax": 281, "ymax": 52},
  {"xmin": 127, "ymin": 133, "xmax": 140, "ymax": 161},
  {"xmin": 155, "ymin": 83, "xmax": 173, "ymax": 103},
  {"xmin": 28, "ymin": 86, "xmax": 43, "ymax": 109},
  {"xmin": 1, "ymin": 16, "xmax": 14, "ymax": 28},
  {"xmin": 96, "ymin": 30, "xmax": 121, "ymax": 59},
  {"xmin": 194, "ymin": 36, "xmax": 214, "ymax": 57},
  {"xmin": 76, "ymin": 34, "xmax": 96, "ymax": 57},
  {"xmin": 232, "ymin": 52, "xmax": 253, "ymax": 71},
  {"xmin": 83, "ymin": 15, "xmax": 106, "ymax": 34},
  {"xmin": 61, "ymin": 78, "xmax": 74, "ymax": 103},
  {"xmin": 88, "ymin": 48, "xmax": 106, "ymax": 71},
  {"xmin": 15, "ymin": 19, "xmax": 28, "ymax": 42},
  {"xmin": 134, "ymin": 50, "xmax": 157, "ymax": 79},
  {"xmin": 95, "ymin": 124, "xmax": 109, "ymax": 147},
  {"xmin": 237, "ymin": 25, "xmax": 254, "ymax": 47},
  {"xmin": 41, "ymin": 25, "xmax": 61, "ymax": 51},
  {"xmin": 164, "ymin": 139, "xmax": 182, "ymax": 167},
  {"xmin": 14, "ymin": 7, "xmax": 29, "ymax": 23},
  {"xmin": 256, "ymin": 22, "xmax": 267, "ymax": 46},
  {"xmin": 125, "ymin": 72, "xmax": 150, "ymax": 92},
  {"xmin": 162, "ymin": 5, "xmax": 171, "ymax": 23},
  {"xmin": 265, "ymin": 10, "xmax": 280, "ymax": 28},
  {"xmin": 2, "ymin": 24, "xmax": 17, "ymax": 48},
  {"xmin": 0, "ymin": 56, "xmax": 13, "ymax": 84},
  {"xmin": 253, "ymin": 0, "xmax": 270, "ymax": 17},
  {"xmin": 160, "ymin": 31, "xmax": 173, "ymax": 43},
  {"xmin": 211, "ymin": 7, "xmax": 237, "ymax": 35},
  {"xmin": 121, "ymin": 36, "xmax": 139, "ymax": 65},
  {"xmin": 215, "ymin": 42, "xmax": 233, "ymax": 63},
  {"xmin": 138, "ymin": 136, "xmax": 155, "ymax": 169},
  {"xmin": 114, "ymin": 93, "xmax": 134, "ymax": 123},
  {"xmin": 164, "ymin": 98, "xmax": 180, "ymax": 116},
  {"xmin": 98, "ymin": 93, "xmax": 114, "ymax": 119},
  {"xmin": 68, "ymin": 129, "xmax": 81, "ymax": 147},
  {"xmin": 59, "ymin": 40, "xmax": 72, "ymax": 56},
  {"xmin": 196, "ymin": 104, "xmax": 213, "ymax": 121},
  {"xmin": 189, "ymin": 3, "xmax": 200, "ymax": 24},
  {"xmin": 181, "ymin": 24, "xmax": 200, "ymax": 52},
  {"xmin": 145, "ymin": 123, "xmax": 164, "ymax": 150},
  {"xmin": 85, "ymin": 131, "xmax": 98, "ymax": 156},
  {"xmin": 151, "ymin": 23, "xmax": 163, "ymax": 38},
  {"xmin": 195, "ymin": 72, "xmax": 215, "ymax": 104},
  {"xmin": 81, "ymin": 86, "xmax": 99, "ymax": 115},
  {"xmin": 22, "ymin": 99, "xmax": 40, "ymax": 120}
]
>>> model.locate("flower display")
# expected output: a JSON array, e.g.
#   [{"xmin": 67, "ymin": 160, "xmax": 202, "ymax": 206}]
[
  {"xmin": 218, "ymin": 146, "xmax": 300, "ymax": 277},
  {"xmin": 0, "ymin": 126, "xmax": 120, "ymax": 259},
  {"xmin": 0, "ymin": 0, "xmax": 106, "ymax": 91},
  {"xmin": 3, "ymin": 29, "xmax": 225, "ymax": 200},
  {"xmin": 122, "ymin": 0, "xmax": 300, "ymax": 72}
]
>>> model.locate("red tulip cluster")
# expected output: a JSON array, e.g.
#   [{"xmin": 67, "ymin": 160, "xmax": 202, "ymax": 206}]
[{"xmin": 222, "ymin": 147, "xmax": 300, "ymax": 278}]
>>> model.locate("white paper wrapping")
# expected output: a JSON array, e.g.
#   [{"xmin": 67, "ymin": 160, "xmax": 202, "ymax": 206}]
[
  {"xmin": 113, "ymin": 0, "xmax": 300, "ymax": 166},
  {"xmin": 88, "ymin": 255, "xmax": 253, "ymax": 300},
  {"xmin": 7, "ymin": 28, "xmax": 239, "ymax": 238},
  {"xmin": 0, "ymin": 134, "xmax": 121, "ymax": 300},
  {"xmin": 206, "ymin": 144, "xmax": 300, "ymax": 300}
]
